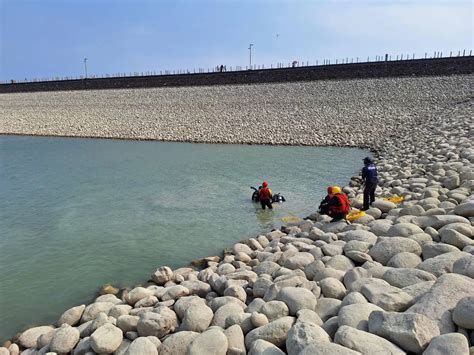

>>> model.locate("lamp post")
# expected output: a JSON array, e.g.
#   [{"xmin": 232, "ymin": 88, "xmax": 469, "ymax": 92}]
[
  {"xmin": 84, "ymin": 58, "xmax": 88, "ymax": 78},
  {"xmin": 248, "ymin": 44, "xmax": 253, "ymax": 69}
]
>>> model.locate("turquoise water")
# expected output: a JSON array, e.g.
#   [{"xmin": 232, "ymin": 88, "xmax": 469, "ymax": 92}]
[{"xmin": 0, "ymin": 135, "xmax": 368, "ymax": 341}]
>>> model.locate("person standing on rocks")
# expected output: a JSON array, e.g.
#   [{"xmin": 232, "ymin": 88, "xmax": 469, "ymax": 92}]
[
  {"xmin": 319, "ymin": 186, "xmax": 350, "ymax": 222},
  {"xmin": 362, "ymin": 156, "xmax": 378, "ymax": 210},
  {"xmin": 259, "ymin": 181, "xmax": 273, "ymax": 210}
]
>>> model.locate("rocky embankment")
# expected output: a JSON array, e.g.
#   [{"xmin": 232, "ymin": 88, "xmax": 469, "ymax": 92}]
[{"xmin": 1, "ymin": 74, "xmax": 473, "ymax": 354}]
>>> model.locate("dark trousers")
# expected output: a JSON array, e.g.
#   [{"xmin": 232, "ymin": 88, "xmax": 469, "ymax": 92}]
[
  {"xmin": 260, "ymin": 199, "xmax": 273, "ymax": 210},
  {"xmin": 363, "ymin": 183, "xmax": 376, "ymax": 210},
  {"xmin": 329, "ymin": 212, "xmax": 346, "ymax": 223}
]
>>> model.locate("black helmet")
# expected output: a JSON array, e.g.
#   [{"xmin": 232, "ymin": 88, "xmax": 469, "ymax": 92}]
[{"xmin": 363, "ymin": 156, "xmax": 373, "ymax": 164}]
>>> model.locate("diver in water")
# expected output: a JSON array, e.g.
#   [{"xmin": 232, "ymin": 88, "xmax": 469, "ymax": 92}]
[{"xmin": 259, "ymin": 181, "xmax": 273, "ymax": 210}]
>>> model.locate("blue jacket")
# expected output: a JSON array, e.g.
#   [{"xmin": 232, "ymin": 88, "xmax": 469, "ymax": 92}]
[{"xmin": 362, "ymin": 163, "xmax": 378, "ymax": 184}]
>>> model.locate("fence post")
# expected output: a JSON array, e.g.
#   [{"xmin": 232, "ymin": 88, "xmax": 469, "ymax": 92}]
[{"xmin": 463, "ymin": 49, "xmax": 465, "ymax": 56}]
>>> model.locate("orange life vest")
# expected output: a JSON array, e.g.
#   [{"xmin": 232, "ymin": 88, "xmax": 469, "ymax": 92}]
[
  {"xmin": 259, "ymin": 187, "xmax": 272, "ymax": 201},
  {"xmin": 330, "ymin": 193, "xmax": 350, "ymax": 214}
]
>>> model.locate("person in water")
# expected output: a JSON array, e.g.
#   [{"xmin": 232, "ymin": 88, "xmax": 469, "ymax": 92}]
[
  {"xmin": 259, "ymin": 181, "xmax": 273, "ymax": 210},
  {"xmin": 362, "ymin": 156, "xmax": 378, "ymax": 211},
  {"xmin": 319, "ymin": 186, "xmax": 350, "ymax": 222}
]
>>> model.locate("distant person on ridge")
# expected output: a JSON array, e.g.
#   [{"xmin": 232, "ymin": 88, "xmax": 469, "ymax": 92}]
[
  {"xmin": 259, "ymin": 181, "xmax": 273, "ymax": 210},
  {"xmin": 362, "ymin": 156, "xmax": 378, "ymax": 210},
  {"xmin": 318, "ymin": 186, "xmax": 350, "ymax": 222}
]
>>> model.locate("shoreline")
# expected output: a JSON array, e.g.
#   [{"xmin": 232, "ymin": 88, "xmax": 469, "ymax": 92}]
[{"xmin": 1, "ymin": 74, "xmax": 473, "ymax": 354}]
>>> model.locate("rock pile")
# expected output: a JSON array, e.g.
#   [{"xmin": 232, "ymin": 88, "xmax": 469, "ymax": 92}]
[{"xmin": 0, "ymin": 74, "xmax": 473, "ymax": 354}]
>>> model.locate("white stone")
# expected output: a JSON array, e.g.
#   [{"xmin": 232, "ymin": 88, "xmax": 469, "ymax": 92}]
[{"xmin": 90, "ymin": 323, "xmax": 123, "ymax": 353}]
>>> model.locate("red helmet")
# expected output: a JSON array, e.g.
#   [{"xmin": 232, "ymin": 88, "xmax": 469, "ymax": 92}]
[
  {"xmin": 262, "ymin": 181, "xmax": 268, "ymax": 187},
  {"xmin": 327, "ymin": 186, "xmax": 333, "ymax": 195}
]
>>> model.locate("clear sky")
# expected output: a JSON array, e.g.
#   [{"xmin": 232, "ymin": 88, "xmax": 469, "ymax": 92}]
[{"xmin": 0, "ymin": 0, "xmax": 472, "ymax": 81}]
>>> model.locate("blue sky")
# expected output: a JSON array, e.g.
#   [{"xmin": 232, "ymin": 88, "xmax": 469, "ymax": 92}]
[{"xmin": 0, "ymin": 0, "xmax": 472, "ymax": 80}]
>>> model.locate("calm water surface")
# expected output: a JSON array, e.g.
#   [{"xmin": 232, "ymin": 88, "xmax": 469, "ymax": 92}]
[{"xmin": 0, "ymin": 135, "xmax": 368, "ymax": 341}]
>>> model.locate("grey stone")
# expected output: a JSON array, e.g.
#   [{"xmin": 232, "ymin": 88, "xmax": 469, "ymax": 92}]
[
  {"xmin": 58, "ymin": 304, "xmax": 86, "ymax": 326},
  {"xmin": 276, "ymin": 287, "xmax": 317, "ymax": 315},
  {"xmin": 402, "ymin": 281, "xmax": 435, "ymax": 303},
  {"xmin": 261, "ymin": 300, "xmax": 290, "ymax": 322},
  {"xmin": 369, "ymin": 237, "xmax": 422, "ymax": 265},
  {"xmin": 406, "ymin": 273, "xmax": 474, "ymax": 333},
  {"xmin": 422, "ymin": 242, "xmax": 460, "ymax": 259},
  {"xmin": 90, "ymin": 323, "xmax": 123, "ymax": 353},
  {"xmin": 49, "ymin": 324, "xmax": 80, "ymax": 354},
  {"xmin": 286, "ymin": 322, "xmax": 331, "ymax": 355},
  {"xmin": 187, "ymin": 327, "xmax": 228, "ymax": 355},
  {"xmin": 300, "ymin": 342, "xmax": 362, "ymax": 354},
  {"xmin": 340, "ymin": 292, "xmax": 368, "ymax": 307},
  {"xmin": 387, "ymin": 252, "xmax": 422, "ymax": 268},
  {"xmin": 81, "ymin": 302, "xmax": 115, "ymax": 322},
  {"xmin": 223, "ymin": 324, "xmax": 246, "ymax": 355},
  {"xmin": 245, "ymin": 316, "xmax": 295, "ymax": 349},
  {"xmin": 159, "ymin": 331, "xmax": 199, "ymax": 355},
  {"xmin": 315, "ymin": 298, "xmax": 342, "ymax": 321},
  {"xmin": 334, "ymin": 325, "xmax": 405, "ymax": 354},
  {"xmin": 248, "ymin": 339, "xmax": 285, "ymax": 355},
  {"xmin": 453, "ymin": 255, "xmax": 474, "ymax": 277},
  {"xmin": 387, "ymin": 223, "xmax": 424, "ymax": 237},
  {"xmin": 338, "ymin": 303, "xmax": 384, "ymax": 331},
  {"xmin": 441, "ymin": 229, "xmax": 474, "ymax": 249},
  {"xmin": 18, "ymin": 326, "xmax": 55, "ymax": 348},
  {"xmin": 454, "ymin": 201, "xmax": 474, "ymax": 217},
  {"xmin": 319, "ymin": 277, "xmax": 347, "ymax": 299},
  {"xmin": 180, "ymin": 304, "xmax": 214, "ymax": 332},
  {"xmin": 342, "ymin": 230, "xmax": 378, "ymax": 245},
  {"xmin": 211, "ymin": 302, "xmax": 244, "ymax": 328},
  {"xmin": 383, "ymin": 268, "xmax": 437, "ymax": 288},
  {"xmin": 296, "ymin": 309, "xmax": 323, "ymax": 326},
  {"xmin": 117, "ymin": 315, "xmax": 139, "ymax": 333},
  {"xmin": 137, "ymin": 312, "xmax": 176, "ymax": 338},
  {"xmin": 423, "ymin": 333, "xmax": 469, "ymax": 355},
  {"xmin": 453, "ymin": 296, "xmax": 474, "ymax": 329},
  {"xmin": 417, "ymin": 251, "xmax": 471, "ymax": 276},
  {"xmin": 368, "ymin": 311, "xmax": 440, "ymax": 353},
  {"xmin": 361, "ymin": 282, "xmax": 414, "ymax": 311},
  {"xmin": 124, "ymin": 337, "xmax": 158, "ymax": 355}
]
